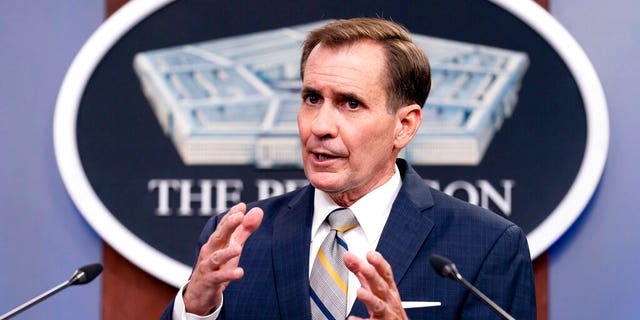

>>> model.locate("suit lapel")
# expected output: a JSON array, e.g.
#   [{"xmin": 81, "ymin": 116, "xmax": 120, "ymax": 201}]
[
  {"xmin": 272, "ymin": 186, "xmax": 314, "ymax": 320},
  {"xmin": 350, "ymin": 161, "xmax": 435, "ymax": 317}
]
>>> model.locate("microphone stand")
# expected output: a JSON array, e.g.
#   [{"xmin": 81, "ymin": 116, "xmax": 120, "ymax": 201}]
[
  {"xmin": 0, "ymin": 279, "xmax": 74, "ymax": 320},
  {"xmin": 452, "ymin": 273, "xmax": 515, "ymax": 320},
  {"xmin": 0, "ymin": 265, "xmax": 99, "ymax": 320},
  {"xmin": 429, "ymin": 254, "xmax": 516, "ymax": 320}
]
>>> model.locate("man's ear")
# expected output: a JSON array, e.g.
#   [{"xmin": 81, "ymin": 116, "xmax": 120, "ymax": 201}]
[{"xmin": 394, "ymin": 104, "xmax": 423, "ymax": 150}]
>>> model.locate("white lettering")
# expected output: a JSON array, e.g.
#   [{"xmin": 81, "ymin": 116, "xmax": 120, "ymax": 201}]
[
  {"xmin": 256, "ymin": 179, "xmax": 308, "ymax": 200},
  {"xmin": 477, "ymin": 179, "xmax": 515, "ymax": 216},
  {"xmin": 150, "ymin": 178, "xmax": 511, "ymax": 216},
  {"xmin": 427, "ymin": 179, "xmax": 514, "ymax": 215},
  {"xmin": 256, "ymin": 179, "xmax": 284, "ymax": 200},
  {"xmin": 149, "ymin": 179, "xmax": 243, "ymax": 216},
  {"xmin": 443, "ymin": 180, "xmax": 480, "ymax": 206},
  {"xmin": 178, "ymin": 180, "xmax": 196, "ymax": 216},
  {"xmin": 148, "ymin": 179, "xmax": 180, "ymax": 216},
  {"xmin": 214, "ymin": 179, "xmax": 244, "ymax": 214}
]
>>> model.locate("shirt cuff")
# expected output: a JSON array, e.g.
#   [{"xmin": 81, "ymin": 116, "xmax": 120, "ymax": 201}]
[{"xmin": 172, "ymin": 282, "xmax": 223, "ymax": 320}]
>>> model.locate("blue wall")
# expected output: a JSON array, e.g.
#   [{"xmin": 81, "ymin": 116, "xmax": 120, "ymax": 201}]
[
  {"xmin": 0, "ymin": 1, "xmax": 103, "ymax": 319},
  {"xmin": 549, "ymin": 0, "xmax": 640, "ymax": 318},
  {"xmin": 0, "ymin": 0, "xmax": 637, "ymax": 318}
]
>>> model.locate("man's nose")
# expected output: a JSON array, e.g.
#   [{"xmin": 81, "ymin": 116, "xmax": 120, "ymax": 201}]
[{"xmin": 310, "ymin": 104, "xmax": 338, "ymax": 138}]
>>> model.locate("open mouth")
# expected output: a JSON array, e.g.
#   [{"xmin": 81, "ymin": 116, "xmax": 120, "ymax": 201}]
[{"xmin": 314, "ymin": 152, "xmax": 339, "ymax": 161}]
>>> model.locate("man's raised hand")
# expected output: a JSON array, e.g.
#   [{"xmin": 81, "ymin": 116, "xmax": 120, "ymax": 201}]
[
  {"xmin": 183, "ymin": 203, "xmax": 263, "ymax": 315},
  {"xmin": 344, "ymin": 251, "xmax": 408, "ymax": 320}
]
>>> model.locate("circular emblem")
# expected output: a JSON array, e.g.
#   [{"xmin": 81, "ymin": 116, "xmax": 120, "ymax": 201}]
[{"xmin": 54, "ymin": 0, "xmax": 608, "ymax": 287}]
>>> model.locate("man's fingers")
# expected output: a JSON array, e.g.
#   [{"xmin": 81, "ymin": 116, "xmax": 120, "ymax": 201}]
[
  {"xmin": 205, "ymin": 266, "xmax": 245, "ymax": 284},
  {"xmin": 344, "ymin": 252, "xmax": 371, "ymax": 289},
  {"xmin": 199, "ymin": 204, "xmax": 263, "ymax": 275},
  {"xmin": 183, "ymin": 204, "xmax": 263, "ymax": 316},
  {"xmin": 230, "ymin": 207, "xmax": 264, "ymax": 247},
  {"xmin": 366, "ymin": 251, "xmax": 399, "ymax": 292},
  {"xmin": 183, "ymin": 265, "xmax": 244, "ymax": 315},
  {"xmin": 356, "ymin": 287, "xmax": 387, "ymax": 319},
  {"xmin": 204, "ymin": 203, "xmax": 247, "ymax": 249},
  {"xmin": 193, "ymin": 205, "xmax": 263, "ymax": 286},
  {"xmin": 364, "ymin": 287, "xmax": 386, "ymax": 315},
  {"xmin": 345, "ymin": 253, "xmax": 386, "ymax": 318},
  {"xmin": 207, "ymin": 243, "xmax": 242, "ymax": 269},
  {"xmin": 345, "ymin": 251, "xmax": 408, "ymax": 320},
  {"xmin": 192, "ymin": 243, "xmax": 243, "ymax": 283},
  {"xmin": 348, "ymin": 252, "xmax": 390, "ymax": 300}
]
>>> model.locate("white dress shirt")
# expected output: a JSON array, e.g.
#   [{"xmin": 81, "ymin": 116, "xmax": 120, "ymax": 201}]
[{"xmin": 173, "ymin": 166, "xmax": 401, "ymax": 319}]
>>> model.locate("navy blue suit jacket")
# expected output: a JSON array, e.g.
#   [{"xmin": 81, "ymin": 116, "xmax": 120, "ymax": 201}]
[{"xmin": 162, "ymin": 159, "xmax": 536, "ymax": 319}]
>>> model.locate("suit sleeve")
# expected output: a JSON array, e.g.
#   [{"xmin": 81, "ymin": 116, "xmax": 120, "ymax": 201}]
[{"xmin": 461, "ymin": 224, "xmax": 537, "ymax": 320}]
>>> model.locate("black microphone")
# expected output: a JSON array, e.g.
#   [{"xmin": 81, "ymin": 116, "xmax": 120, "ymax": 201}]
[
  {"xmin": 0, "ymin": 263, "xmax": 103, "ymax": 320},
  {"xmin": 429, "ymin": 254, "xmax": 515, "ymax": 320}
]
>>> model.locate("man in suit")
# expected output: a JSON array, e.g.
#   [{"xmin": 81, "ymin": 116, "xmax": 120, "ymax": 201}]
[{"xmin": 163, "ymin": 17, "xmax": 536, "ymax": 319}]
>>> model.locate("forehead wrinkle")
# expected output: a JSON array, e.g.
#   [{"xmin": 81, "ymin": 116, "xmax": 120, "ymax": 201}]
[
  {"xmin": 303, "ymin": 68, "xmax": 370, "ymax": 98},
  {"xmin": 303, "ymin": 41, "xmax": 387, "ymax": 107}
]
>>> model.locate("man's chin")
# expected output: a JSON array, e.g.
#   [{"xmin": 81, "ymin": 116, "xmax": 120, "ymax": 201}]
[{"xmin": 306, "ymin": 174, "xmax": 345, "ymax": 193}]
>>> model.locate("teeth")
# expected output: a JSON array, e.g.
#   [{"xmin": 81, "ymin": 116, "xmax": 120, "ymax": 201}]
[{"xmin": 317, "ymin": 154, "xmax": 328, "ymax": 160}]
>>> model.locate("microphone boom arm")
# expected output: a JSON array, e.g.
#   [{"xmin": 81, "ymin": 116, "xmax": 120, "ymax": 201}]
[
  {"xmin": 429, "ymin": 254, "xmax": 516, "ymax": 320},
  {"xmin": 454, "ymin": 273, "xmax": 515, "ymax": 320},
  {"xmin": 0, "ymin": 263, "xmax": 102, "ymax": 320},
  {"xmin": 0, "ymin": 279, "xmax": 73, "ymax": 320}
]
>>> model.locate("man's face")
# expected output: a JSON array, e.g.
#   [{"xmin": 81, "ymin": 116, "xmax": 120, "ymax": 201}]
[{"xmin": 298, "ymin": 40, "xmax": 403, "ymax": 205}]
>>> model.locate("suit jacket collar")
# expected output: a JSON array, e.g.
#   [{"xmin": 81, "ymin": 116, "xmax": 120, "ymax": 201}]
[{"xmin": 272, "ymin": 184, "xmax": 315, "ymax": 319}]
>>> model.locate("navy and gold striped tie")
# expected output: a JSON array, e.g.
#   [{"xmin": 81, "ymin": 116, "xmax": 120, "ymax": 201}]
[{"xmin": 310, "ymin": 208, "xmax": 359, "ymax": 320}]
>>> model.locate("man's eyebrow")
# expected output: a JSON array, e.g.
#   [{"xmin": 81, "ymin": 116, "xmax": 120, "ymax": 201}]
[
  {"xmin": 301, "ymin": 87, "xmax": 319, "ymax": 95},
  {"xmin": 300, "ymin": 87, "xmax": 364, "ymax": 103},
  {"xmin": 338, "ymin": 92, "xmax": 362, "ymax": 102}
]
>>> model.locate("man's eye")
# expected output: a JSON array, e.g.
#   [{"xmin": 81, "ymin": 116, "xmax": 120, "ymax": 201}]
[
  {"xmin": 305, "ymin": 95, "xmax": 320, "ymax": 105},
  {"xmin": 347, "ymin": 99, "xmax": 360, "ymax": 109}
]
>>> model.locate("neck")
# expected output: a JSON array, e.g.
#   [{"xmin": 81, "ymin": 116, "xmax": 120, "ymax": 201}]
[{"xmin": 327, "ymin": 167, "xmax": 396, "ymax": 207}]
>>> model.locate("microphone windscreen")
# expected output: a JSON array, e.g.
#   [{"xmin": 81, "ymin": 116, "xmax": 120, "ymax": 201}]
[
  {"xmin": 73, "ymin": 263, "xmax": 103, "ymax": 285},
  {"xmin": 429, "ymin": 254, "xmax": 455, "ymax": 278}
]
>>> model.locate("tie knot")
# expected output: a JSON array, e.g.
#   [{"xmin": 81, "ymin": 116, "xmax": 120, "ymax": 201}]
[{"xmin": 327, "ymin": 208, "xmax": 358, "ymax": 233}]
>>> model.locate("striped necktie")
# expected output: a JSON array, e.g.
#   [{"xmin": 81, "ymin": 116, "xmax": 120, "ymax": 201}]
[{"xmin": 310, "ymin": 208, "xmax": 359, "ymax": 320}]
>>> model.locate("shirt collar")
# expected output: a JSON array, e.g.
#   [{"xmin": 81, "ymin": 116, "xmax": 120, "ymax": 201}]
[{"xmin": 311, "ymin": 165, "xmax": 402, "ymax": 243}]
